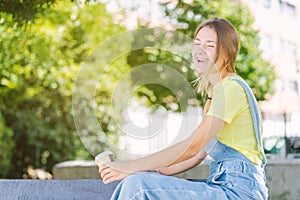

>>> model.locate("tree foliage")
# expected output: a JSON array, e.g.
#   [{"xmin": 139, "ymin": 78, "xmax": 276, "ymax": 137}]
[
  {"xmin": 0, "ymin": 1, "xmax": 126, "ymax": 178},
  {"xmin": 0, "ymin": 0, "xmax": 55, "ymax": 26},
  {"xmin": 0, "ymin": 113, "xmax": 14, "ymax": 177},
  {"xmin": 127, "ymin": 0, "xmax": 275, "ymax": 110}
]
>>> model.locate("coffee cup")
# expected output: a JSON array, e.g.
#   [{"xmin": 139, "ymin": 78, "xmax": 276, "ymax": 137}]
[{"xmin": 95, "ymin": 151, "xmax": 114, "ymax": 166}]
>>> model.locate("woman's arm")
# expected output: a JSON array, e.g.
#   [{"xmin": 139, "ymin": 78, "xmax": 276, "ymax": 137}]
[
  {"xmin": 99, "ymin": 115, "xmax": 224, "ymax": 184},
  {"xmin": 157, "ymin": 149, "xmax": 207, "ymax": 176},
  {"xmin": 133, "ymin": 115, "xmax": 224, "ymax": 170}
]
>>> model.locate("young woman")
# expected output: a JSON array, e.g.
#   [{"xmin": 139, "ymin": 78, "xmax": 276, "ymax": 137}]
[{"xmin": 99, "ymin": 17, "xmax": 268, "ymax": 199}]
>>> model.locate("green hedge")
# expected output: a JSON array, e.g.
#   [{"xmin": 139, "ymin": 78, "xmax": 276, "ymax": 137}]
[{"xmin": 0, "ymin": 112, "xmax": 14, "ymax": 177}]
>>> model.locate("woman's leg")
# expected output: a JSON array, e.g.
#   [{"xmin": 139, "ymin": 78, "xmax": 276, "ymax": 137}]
[{"xmin": 110, "ymin": 172, "xmax": 228, "ymax": 200}]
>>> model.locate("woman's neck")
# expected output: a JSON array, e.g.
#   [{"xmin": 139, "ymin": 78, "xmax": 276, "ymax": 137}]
[
  {"xmin": 208, "ymin": 70, "xmax": 235, "ymax": 86},
  {"xmin": 209, "ymin": 72, "xmax": 236, "ymax": 85}
]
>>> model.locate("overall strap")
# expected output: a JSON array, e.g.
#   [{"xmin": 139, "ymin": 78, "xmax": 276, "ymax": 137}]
[{"xmin": 233, "ymin": 79, "xmax": 267, "ymax": 167}]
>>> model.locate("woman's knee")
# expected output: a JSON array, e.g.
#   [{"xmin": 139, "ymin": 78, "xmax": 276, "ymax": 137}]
[{"xmin": 122, "ymin": 172, "xmax": 151, "ymax": 188}]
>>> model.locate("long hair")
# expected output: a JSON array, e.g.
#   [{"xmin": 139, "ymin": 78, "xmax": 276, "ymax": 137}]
[{"xmin": 193, "ymin": 18, "xmax": 239, "ymax": 113}]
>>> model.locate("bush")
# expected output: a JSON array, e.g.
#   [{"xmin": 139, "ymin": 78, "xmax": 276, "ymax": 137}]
[{"xmin": 0, "ymin": 112, "xmax": 14, "ymax": 178}]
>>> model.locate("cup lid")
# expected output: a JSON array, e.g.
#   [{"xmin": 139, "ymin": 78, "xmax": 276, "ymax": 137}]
[{"xmin": 95, "ymin": 151, "xmax": 114, "ymax": 161}]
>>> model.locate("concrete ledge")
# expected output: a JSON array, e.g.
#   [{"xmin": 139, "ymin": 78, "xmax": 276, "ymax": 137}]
[
  {"xmin": 53, "ymin": 160, "xmax": 99, "ymax": 179},
  {"xmin": 0, "ymin": 179, "xmax": 119, "ymax": 200}
]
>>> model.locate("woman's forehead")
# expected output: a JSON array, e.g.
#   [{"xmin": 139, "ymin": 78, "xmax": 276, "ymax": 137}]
[{"xmin": 195, "ymin": 26, "xmax": 217, "ymax": 43}]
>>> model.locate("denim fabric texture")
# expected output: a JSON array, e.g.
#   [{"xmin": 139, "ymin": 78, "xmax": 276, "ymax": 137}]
[
  {"xmin": 110, "ymin": 79, "xmax": 268, "ymax": 200},
  {"xmin": 233, "ymin": 78, "xmax": 267, "ymax": 166}
]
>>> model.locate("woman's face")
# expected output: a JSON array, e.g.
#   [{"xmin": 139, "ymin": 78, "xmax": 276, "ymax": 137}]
[{"xmin": 192, "ymin": 26, "xmax": 218, "ymax": 74}]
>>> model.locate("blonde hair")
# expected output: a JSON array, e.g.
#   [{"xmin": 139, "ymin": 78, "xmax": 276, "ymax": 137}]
[{"xmin": 194, "ymin": 18, "xmax": 239, "ymax": 96}]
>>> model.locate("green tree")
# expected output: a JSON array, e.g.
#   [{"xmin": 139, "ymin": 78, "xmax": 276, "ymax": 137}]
[
  {"xmin": 127, "ymin": 0, "xmax": 275, "ymax": 110},
  {"xmin": 0, "ymin": 1, "xmax": 127, "ymax": 178},
  {"xmin": 0, "ymin": 112, "xmax": 14, "ymax": 177},
  {"xmin": 0, "ymin": 0, "xmax": 55, "ymax": 26}
]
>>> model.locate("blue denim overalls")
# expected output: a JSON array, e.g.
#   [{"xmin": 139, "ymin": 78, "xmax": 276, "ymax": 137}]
[{"xmin": 110, "ymin": 79, "xmax": 268, "ymax": 200}]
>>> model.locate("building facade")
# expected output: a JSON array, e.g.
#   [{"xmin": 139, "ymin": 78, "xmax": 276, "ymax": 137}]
[
  {"xmin": 244, "ymin": 0, "xmax": 300, "ymax": 113},
  {"xmin": 242, "ymin": 0, "xmax": 300, "ymax": 158}
]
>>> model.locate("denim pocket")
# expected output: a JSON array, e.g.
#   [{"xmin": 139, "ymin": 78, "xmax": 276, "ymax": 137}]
[{"xmin": 207, "ymin": 169, "xmax": 233, "ymax": 187}]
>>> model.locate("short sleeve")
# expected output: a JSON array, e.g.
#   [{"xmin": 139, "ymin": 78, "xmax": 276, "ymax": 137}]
[{"xmin": 206, "ymin": 80, "xmax": 246, "ymax": 124}]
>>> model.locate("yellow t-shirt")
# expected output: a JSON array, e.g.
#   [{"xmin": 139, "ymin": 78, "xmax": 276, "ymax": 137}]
[{"xmin": 206, "ymin": 75, "xmax": 263, "ymax": 165}]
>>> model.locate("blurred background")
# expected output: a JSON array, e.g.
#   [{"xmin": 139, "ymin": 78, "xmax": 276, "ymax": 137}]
[{"xmin": 0, "ymin": 0, "xmax": 299, "ymax": 181}]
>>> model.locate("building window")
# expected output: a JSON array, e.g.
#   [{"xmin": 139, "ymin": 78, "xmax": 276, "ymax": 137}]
[
  {"xmin": 275, "ymin": 79, "xmax": 299, "ymax": 93},
  {"xmin": 263, "ymin": 0, "xmax": 272, "ymax": 9},
  {"xmin": 280, "ymin": 39, "xmax": 296, "ymax": 56},
  {"xmin": 279, "ymin": 0, "xmax": 296, "ymax": 16},
  {"xmin": 248, "ymin": 0, "xmax": 271, "ymax": 9},
  {"xmin": 273, "ymin": 37, "xmax": 281, "ymax": 54},
  {"xmin": 259, "ymin": 33, "xmax": 272, "ymax": 53},
  {"xmin": 249, "ymin": 0, "xmax": 259, "ymax": 3}
]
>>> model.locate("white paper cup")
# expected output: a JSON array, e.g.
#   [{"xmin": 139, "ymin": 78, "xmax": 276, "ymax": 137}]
[{"xmin": 95, "ymin": 151, "xmax": 114, "ymax": 166}]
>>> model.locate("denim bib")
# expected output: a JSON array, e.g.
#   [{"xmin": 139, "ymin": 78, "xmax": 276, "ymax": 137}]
[
  {"xmin": 204, "ymin": 78, "xmax": 268, "ymax": 199},
  {"xmin": 205, "ymin": 78, "xmax": 266, "ymax": 166}
]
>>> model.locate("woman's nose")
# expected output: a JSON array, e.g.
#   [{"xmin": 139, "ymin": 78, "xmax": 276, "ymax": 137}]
[{"xmin": 194, "ymin": 46, "xmax": 207, "ymax": 56}]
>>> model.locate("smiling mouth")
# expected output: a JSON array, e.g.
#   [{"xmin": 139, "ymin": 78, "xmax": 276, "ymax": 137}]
[{"xmin": 196, "ymin": 58, "xmax": 209, "ymax": 63}]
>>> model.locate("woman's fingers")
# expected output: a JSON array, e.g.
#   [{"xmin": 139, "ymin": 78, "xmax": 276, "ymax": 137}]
[
  {"xmin": 102, "ymin": 172, "xmax": 115, "ymax": 184},
  {"xmin": 98, "ymin": 161, "xmax": 132, "ymax": 184},
  {"xmin": 102, "ymin": 168, "xmax": 120, "ymax": 184},
  {"xmin": 100, "ymin": 167, "xmax": 112, "ymax": 179},
  {"xmin": 100, "ymin": 168, "xmax": 122, "ymax": 184},
  {"xmin": 98, "ymin": 164, "xmax": 109, "ymax": 173},
  {"xmin": 99, "ymin": 165, "xmax": 117, "ymax": 183}
]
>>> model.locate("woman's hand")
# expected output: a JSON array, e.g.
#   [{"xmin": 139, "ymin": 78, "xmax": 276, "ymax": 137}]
[{"xmin": 99, "ymin": 161, "xmax": 134, "ymax": 184}]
